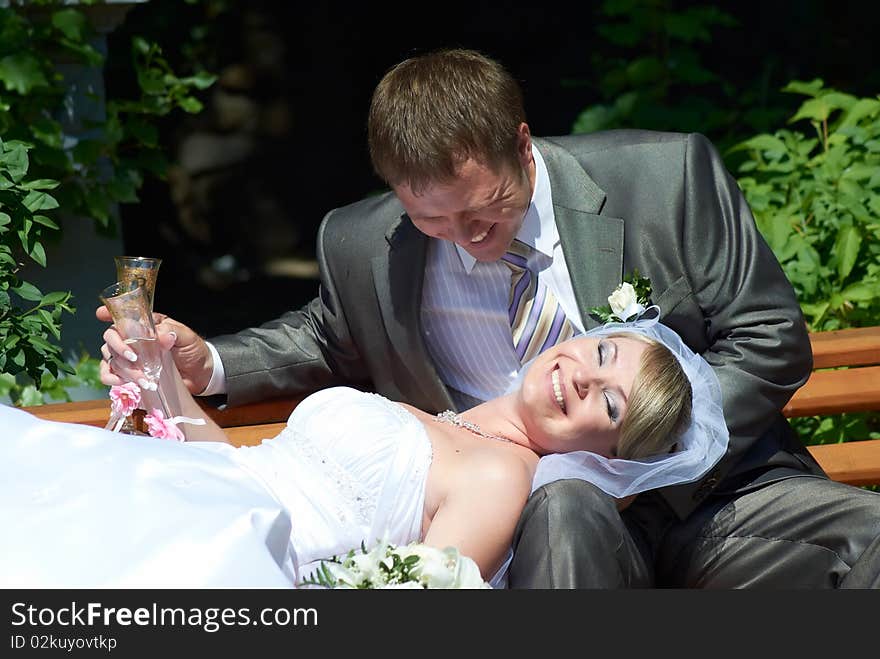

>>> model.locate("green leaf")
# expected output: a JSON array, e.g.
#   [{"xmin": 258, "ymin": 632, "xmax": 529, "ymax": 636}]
[
  {"xmin": 30, "ymin": 117, "xmax": 64, "ymax": 149},
  {"xmin": 834, "ymin": 225, "xmax": 862, "ymax": 282},
  {"xmin": 0, "ymin": 212, "xmax": 10, "ymax": 229},
  {"xmin": 132, "ymin": 36, "xmax": 153, "ymax": 56},
  {"xmin": 180, "ymin": 71, "xmax": 217, "ymax": 90},
  {"xmin": 137, "ymin": 70, "xmax": 166, "ymax": 95},
  {"xmin": 731, "ymin": 133, "xmax": 787, "ymax": 155},
  {"xmin": 32, "ymin": 214, "xmax": 59, "ymax": 230},
  {"xmin": 38, "ymin": 310, "xmax": 60, "ymax": 340},
  {"xmin": 29, "ymin": 241, "xmax": 46, "ymax": 267},
  {"xmin": 625, "ymin": 57, "xmax": 665, "ymax": 85},
  {"xmin": 0, "ymin": 142, "xmax": 29, "ymax": 182},
  {"xmin": 178, "ymin": 96, "xmax": 203, "ymax": 113},
  {"xmin": 40, "ymin": 291, "xmax": 68, "ymax": 306},
  {"xmin": 782, "ymin": 79, "xmax": 825, "ymax": 97},
  {"xmin": 790, "ymin": 98, "xmax": 835, "ymax": 124},
  {"xmin": 107, "ymin": 177, "xmax": 139, "ymax": 204},
  {"xmin": 818, "ymin": 91, "xmax": 858, "ymax": 113},
  {"xmin": 0, "ymin": 54, "xmax": 49, "ymax": 95},
  {"xmin": 51, "ymin": 8, "xmax": 88, "ymax": 42},
  {"xmin": 124, "ymin": 118, "xmax": 159, "ymax": 148},
  {"xmin": 12, "ymin": 281, "xmax": 43, "ymax": 301},
  {"xmin": 838, "ymin": 98, "xmax": 880, "ymax": 129},
  {"xmin": 28, "ymin": 334, "xmax": 55, "ymax": 353},
  {"xmin": 800, "ymin": 301, "xmax": 830, "ymax": 327},
  {"xmin": 22, "ymin": 190, "xmax": 59, "ymax": 212},
  {"xmin": 21, "ymin": 179, "xmax": 59, "ymax": 191},
  {"xmin": 11, "ymin": 347, "xmax": 25, "ymax": 367},
  {"xmin": 19, "ymin": 385, "xmax": 44, "ymax": 407},
  {"xmin": 572, "ymin": 104, "xmax": 615, "ymax": 134},
  {"xmin": 839, "ymin": 282, "xmax": 880, "ymax": 303}
]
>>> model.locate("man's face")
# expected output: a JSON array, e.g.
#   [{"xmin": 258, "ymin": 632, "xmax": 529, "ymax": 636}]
[{"xmin": 392, "ymin": 125, "xmax": 536, "ymax": 262}]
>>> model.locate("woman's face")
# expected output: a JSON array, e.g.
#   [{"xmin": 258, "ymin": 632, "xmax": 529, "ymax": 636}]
[{"xmin": 516, "ymin": 335, "xmax": 649, "ymax": 457}]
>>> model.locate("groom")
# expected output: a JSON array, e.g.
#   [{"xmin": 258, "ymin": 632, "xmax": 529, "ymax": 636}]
[{"xmin": 100, "ymin": 48, "xmax": 880, "ymax": 587}]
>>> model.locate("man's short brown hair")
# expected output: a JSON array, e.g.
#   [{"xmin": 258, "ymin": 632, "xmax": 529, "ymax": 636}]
[{"xmin": 368, "ymin": 48, "xmax": 526, "ymax": 194}]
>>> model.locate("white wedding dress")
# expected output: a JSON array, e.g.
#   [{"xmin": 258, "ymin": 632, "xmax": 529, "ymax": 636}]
[{"xmin": 0, "ymin": 387, "xmax": 438, "ymax": 588}]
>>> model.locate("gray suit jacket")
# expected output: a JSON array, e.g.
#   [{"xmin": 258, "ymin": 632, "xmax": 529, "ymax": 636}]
[{"xmin": 211, "ymin": 130, "xmax": 821, "ymax": 519}]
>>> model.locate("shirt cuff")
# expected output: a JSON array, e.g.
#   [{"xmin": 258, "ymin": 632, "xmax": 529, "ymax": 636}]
[{"xmin": 199, "ymin": 341, "xmax": 227, "ymax": 396}]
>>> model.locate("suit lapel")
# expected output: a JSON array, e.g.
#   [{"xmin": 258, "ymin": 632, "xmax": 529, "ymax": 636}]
[
  {"xmin": 535, "ymin": 138, "xmax": 625, "ymax": 330},
  {"xmin": 371, "ymin": 215, "xmax": 455, "ymax": 410}
]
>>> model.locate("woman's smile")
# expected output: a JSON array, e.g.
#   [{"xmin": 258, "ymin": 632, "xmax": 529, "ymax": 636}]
[{"xmin": 550, "ymin": 364, "xmax": 566, "ymax": 414}]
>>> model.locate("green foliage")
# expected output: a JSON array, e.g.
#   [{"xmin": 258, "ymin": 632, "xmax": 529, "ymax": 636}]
[
  {"xmin": 732, "ymin": 80, "xmax": 880, "ymax": 332},
  {"xmin": 789, "ymin": 412, "xmax": 880, "ymax": 447},
  {"xmin": 0, "ymin": 3, "xmax": 216, "ymax": 231},
  {"xmin": 0, "ymin": 352, "xmax": 104, "ymax": 406},
  {"xmin": 0, "ymin": 2, "xmax": 215, "ymax": 403},
  {"xmin": 0, "ymin": 137, "xmax": 75, "ymax": 384},
  {"xmin": 570, "ymin": 0, "xmax": 743, "ymax": 140},
  {"xmin": 733, "ymin": 80, "xmax": 880, "ymax": 447}
]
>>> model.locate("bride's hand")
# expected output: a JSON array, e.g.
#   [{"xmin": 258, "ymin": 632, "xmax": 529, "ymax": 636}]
[{"xmin": 96, "ymin": 307, "xmax": 213, "ymax": 395}]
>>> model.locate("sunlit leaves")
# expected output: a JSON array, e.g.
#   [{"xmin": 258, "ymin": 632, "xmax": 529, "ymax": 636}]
[
  {"xmin": 0, "ymin": 3, "xmax": 214, "ymax": 398},
  {"xmin": 735, "ymin": 80, "xmax": 880, "ymax": 337}
]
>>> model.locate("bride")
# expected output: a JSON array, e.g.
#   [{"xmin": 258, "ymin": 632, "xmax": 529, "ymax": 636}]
[{"xmin": 0, "ymin": 318, "xmax": 727, "ymax": 588}]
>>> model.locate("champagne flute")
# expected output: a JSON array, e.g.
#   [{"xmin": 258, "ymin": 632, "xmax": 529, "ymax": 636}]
[
  {"xmin": 111, "ymin": 256, "xmax": 168, "ymax": 433},
  {"xmin": 100, "ymin": 278, "xmax": 173, "ymax": 425},
  {"xmin": 114, "ymin": 256, "xmax": 162, "ymax": 312}
]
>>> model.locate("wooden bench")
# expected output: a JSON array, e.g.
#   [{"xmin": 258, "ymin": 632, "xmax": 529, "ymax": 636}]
[
  {"xmin": 21, "ymin": 326, "xmax": 880, "ymax": 486},
  {"xmin": 782, "ymin": 326, "xmax": 880, "ymax": 487}
]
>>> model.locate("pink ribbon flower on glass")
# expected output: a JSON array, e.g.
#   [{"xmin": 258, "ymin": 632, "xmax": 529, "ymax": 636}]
[
  {"xmin": 144, "ymin": 408, "xmax": 186, "ymax": 442},
  {"xmin": 109, "ymin": 382, "xmax": 141, "ymax": 417}
]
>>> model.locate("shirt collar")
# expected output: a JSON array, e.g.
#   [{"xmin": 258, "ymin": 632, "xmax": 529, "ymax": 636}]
[{"xmin": 455, "ymin": 143, "xmax": 556, "ymax": 273}]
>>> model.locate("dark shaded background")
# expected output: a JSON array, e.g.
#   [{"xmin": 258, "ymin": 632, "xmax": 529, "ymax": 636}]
[{"xmin": 105, "ymin": 1, "xmax": 880, "ymax": 340}]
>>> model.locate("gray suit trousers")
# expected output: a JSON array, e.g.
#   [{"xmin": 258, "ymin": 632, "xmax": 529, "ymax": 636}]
[{"xmin": 508, "ymin": 475, "xmax": 880, "ymax": 588}]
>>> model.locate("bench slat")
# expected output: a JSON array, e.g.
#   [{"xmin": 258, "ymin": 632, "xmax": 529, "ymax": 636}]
[
  {"xmin": 809, "ymin": 326, "xmax": 880, "ymax": 369},
  {"xmin": 203, "ymin": 396, "xmax": 305, "ymax": 428},
  {"xmin": 22, "ymin": 396, "xmax": 306, "ymax": 430},
  {"xmin": 807, "ymin": 439, "xmax": 880, "ymax": 487},
  {"xmin": 25, "ymin": 399, "xmax": 109, "ymax": 428},
  {"xmin": 783, "ymin": 365, "xmax": 880, "ymax": 417}
]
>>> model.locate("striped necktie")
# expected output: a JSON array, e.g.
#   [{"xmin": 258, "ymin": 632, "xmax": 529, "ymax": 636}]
[{"xmin": 501, "ymin": 240, "xmax": 576, "ymax": 364}]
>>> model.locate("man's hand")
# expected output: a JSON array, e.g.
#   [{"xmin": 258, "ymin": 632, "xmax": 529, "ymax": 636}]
[{"xmin": 96, "ymin": 306, "xmax": 214, "ymax": 395}]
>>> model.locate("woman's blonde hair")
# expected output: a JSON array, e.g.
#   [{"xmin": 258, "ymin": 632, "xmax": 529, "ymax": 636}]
[{"xmin": 611, "ymin": 333, "xmax": 693, "ymax": 461}]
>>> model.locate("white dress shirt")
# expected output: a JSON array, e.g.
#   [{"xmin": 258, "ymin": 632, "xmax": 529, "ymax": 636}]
[{"xmin": 202, "ymin": 144, "xmax": 583, "ymax": 407}]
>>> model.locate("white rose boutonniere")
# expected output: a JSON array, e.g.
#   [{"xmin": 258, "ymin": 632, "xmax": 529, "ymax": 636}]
[
  {"xmin": 298, "ymin": 539, "xmax": 491, "ymax": 589},
  {"xmin": 608, "ymin": 281, "xmax": 638, "ymax": 317},
  {"xmin": 590, "ymin": 270, "xmax": 653, "ymax": 323}
]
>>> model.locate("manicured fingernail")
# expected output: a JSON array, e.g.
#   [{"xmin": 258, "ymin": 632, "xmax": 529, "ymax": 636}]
[
  {"xmin": 138, "ymin": 378, "xmax": 155, "ymax": 391},
  {"xmin": 125, "ymin": 351, "xmax": 138, "ymax": 361},
  {"xmin": 168, "ymin": 331, "xmax": 178, "ymax": 344}
]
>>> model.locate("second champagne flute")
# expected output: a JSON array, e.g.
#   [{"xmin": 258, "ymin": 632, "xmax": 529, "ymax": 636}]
[{"xmin": 99, "ymin": 278, "xmax": 173, "ymax": 420}]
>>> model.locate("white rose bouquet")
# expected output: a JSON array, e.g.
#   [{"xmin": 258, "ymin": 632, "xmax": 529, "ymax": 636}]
[{"xmin": 298, "ymin": 539, "xmax": 491, "ymax": 589}]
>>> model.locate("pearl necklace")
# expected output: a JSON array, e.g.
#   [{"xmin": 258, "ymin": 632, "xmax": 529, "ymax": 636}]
[{"xmin": 434, "ymin": 410, "xmax": 514, "ymax": 444}]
